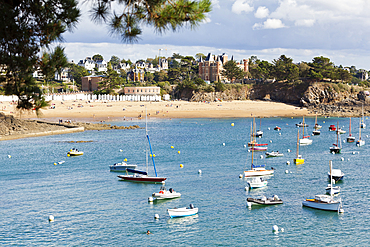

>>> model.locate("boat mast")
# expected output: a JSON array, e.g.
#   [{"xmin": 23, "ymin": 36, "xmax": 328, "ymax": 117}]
[
  {"xmin": 349, "ymin": 117, "xmax": 352, "ymax": 136},
  {"xmin": 302, "ymin": 116, "xmax": 305, "ymax": 137},
  {"xmin": 359, "ymin": 117, "xmax": 362, "ymax": 140},
  {"xmin": 146, "ymin": 106, "xmax": 158, "ymax": 177},
  {"xmin": 251, "ymin": 121, "xmax": 255, "ymax": 169},
  {"xmin": 336, "ymin": 121, "xmax": 339, "ymax": 146},
  {"xmin": 329, "ymin": 160, "xmax": 333, "ymax": 197},
  {"xmin": 296, "ymin": 129, "xmax": 300, "ymax": 159}
]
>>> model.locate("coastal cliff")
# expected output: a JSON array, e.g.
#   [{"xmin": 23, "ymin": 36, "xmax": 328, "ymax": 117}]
[{"xmin": 190, "ymin": 82, "xmax": 368, "ymax": 116}]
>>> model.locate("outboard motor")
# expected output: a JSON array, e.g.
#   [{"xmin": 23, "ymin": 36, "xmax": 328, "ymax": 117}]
[
  {"xmin": 189, "ymin": 204, "xmax": 194, "ymax": 209},
  {"xmin": 169, "ymin": 188, "xmax": 173, "ymax": 193}
]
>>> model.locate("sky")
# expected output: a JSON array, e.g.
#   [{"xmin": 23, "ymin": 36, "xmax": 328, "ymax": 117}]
[{"xmin": 61, "ymin": 0, "xmax": 370, "ymax": 70}]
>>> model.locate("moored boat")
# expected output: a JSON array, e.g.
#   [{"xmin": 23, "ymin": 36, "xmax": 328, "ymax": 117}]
[
  {"xmin": 347, "ymin": 117, "xmax": 355, "ymax": 143},
  {"xmin": 328, "ymin": 168, "xmax": 344, "ymax": 182},
  {"xmin": 356, "ymin": 118, "xmax": 365, "ymax": 146},
  {"xmin": 167, "ymin": 204, "xmax": 198, "ymax": 218},
  {"xmin": 247, "ymin": 177, "xmax": 268, "ymax": 189},
  {"xmin": 274, "ymin": 126, "xmax": 281, "ymax": 131},
  {"xmin": 330, "ymin": 122, "xmax": 342, "ymax": 154},
  {"xmin": 325, "ymin": 184, "xmax": 340, "ymax": 195},
  {"xmin": 329, "ymin": 125, "xmax": 336, "ymax": 131},
  {"xmin": 67, "ymin": 148, "xmax": 83, "ymax": 156},
  {"xmin": 109, "ymin": 162, "xmax": 137, "ymax": 172},
  {"xmin": 151, "ymin": 183, "xmax": 181, "ymax": 200},
  {"xmin": 294, "ymin": 129, "xmax": 304, "ymax": 165},
  {"xmin": 246, "ymin": 195, "xmax": 283, "ymax": 206},
  {"xmin": 265, "ymin": 151, "xmax": 284, "ymax": 158}
]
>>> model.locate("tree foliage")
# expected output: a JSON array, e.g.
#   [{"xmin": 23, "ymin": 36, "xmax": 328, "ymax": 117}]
[
  {"xmin": 221, "ymin": 60, "xmax": 245, "ymax": 82},
  {"xmin": 68, "ymin": 63, "xmax": 89, "ymax": 87},
  {"xmin": 272, "ymin": 55, "xmax": 299, "ymax": 81},
  {"xmin": 89, "ymin": 0, "xmax": 212, "ymax": 43},
  {"xmin": 0, "ymin": 0, "xmax": 80, "ymax": 111},
  {"xmin": 92, "ymin": 54, "xmax": 104, "ymax": 61}
]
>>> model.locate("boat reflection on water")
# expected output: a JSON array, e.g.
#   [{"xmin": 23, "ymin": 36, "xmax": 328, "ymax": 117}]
[{"xmin": 167, "ymin": 214, "xmax": 199, "ymax": 225}]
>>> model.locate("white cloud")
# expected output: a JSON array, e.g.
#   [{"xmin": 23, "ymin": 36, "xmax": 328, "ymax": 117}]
[
  {"xmin": 253, "ymin": 19, "xmax": 286, "ymax": 30},
  {"xmin": 295, "ymin": 19, "xmax": 315, "ymax": 27},
  {"xmin": 232, "ymin": 0, "xmax": 254, "ymax": 15},
  {"xmin": 211, "ymin": 0, "xmax": 220, "ymax": 9},
  {"xmin": 255, "ymin": 6, "xmax": 269, "ymax": 19}
]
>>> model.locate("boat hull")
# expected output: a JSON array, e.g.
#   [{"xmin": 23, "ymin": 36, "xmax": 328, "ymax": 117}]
[
  {"xmin": 152, "ymin": 192, "xmax": 181, "ymax": 200},
  {"xmin": 347, "ymin": 137, "xmax": 355, "ymax": 143},
  {"xmin": 330, "ymin": 147, "xmax": 341, "ymax": 154},
  {"xmin": 299, "ymin": 139, "xmax": 313, "ymax": 146},
  {"xmin": 356, "ymin": 140, "xmax": 365, "ymax": 146},
  {"xmin": 167, "ymin": 208, "xmax": 198, "ymax": 218},
  {"xmin": 117, "ymin": 175, "xmax": 166, "ymax": 184},
  {"xmin": 247, "ymin": 198, "xmax": 283, "ymax": 206},
  {"xmin": 302, "ymin": 200, "xmax": 341, "ymax": 211},
  {"xmin": 294, "ymin": 158, "xmax": 304, "ymax": 165},
  {"xmin": 243, "ymin": 169, "xmax": 274, "ymax": 177},
  {"xmin": 312, "ymin": 130, "xmax": 321, "ymax": 135}
]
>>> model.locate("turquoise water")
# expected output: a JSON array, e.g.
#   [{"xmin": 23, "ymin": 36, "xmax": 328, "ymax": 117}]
[{"xmin": 1, "ymin": 117, "xmax": 370, "ymax": 246}]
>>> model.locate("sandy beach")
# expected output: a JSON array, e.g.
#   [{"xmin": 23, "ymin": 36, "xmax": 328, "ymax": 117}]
[{"xmin": 1, "ymin": 100, "xmax": 312, "ymax": 121}]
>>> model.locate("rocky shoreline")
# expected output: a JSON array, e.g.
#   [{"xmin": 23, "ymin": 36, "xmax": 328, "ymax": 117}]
[{"xmin": 0, "ymin": 112, "xmax": 142, "ymax": 141}]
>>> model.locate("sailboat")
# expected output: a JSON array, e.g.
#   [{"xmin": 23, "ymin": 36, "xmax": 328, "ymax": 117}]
[
  {"xmin": 117, "ymin": 108, "xmax": 166, "ymax": 183},
  {"xmin": 243, "ymin": 121, "xmax": 274, "ymax": 177},
  {"xmin": 329, "ymin": 122, "xmax": 342, "ymax": 154},
  {"xmin": 254, "ymin": 118, "xmax": 263, "ymax": 138},
  {"xmin": 294, "ymin": 129, "xmax": 304, "ymax": 165},
  {"xmin": 302, "ymin": 161, "xmax": 342, "ymax": 211},
  {"xmin": 347, "ymin": 117, "xmax": 355, "ymax": 143},
  {"xmin": 248, "ymin": 118, "xmax": 268, "ymax": 151},
  {"xmin": 299, "ymin": 117, "xmax": 313, "ymax": 145},
  {"xmin": 312, "ymin": 114, "xmax": 321, "ymax": 135},
  {"xmin": 356, "ymin": 117, "xmax": 365, "ymax": 146},
  {"xmin": 361, "ymin": 104, "xmax": 366, "ymax": 128}
]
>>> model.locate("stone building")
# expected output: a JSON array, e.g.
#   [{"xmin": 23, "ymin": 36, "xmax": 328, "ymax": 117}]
[{"xmin": 81, "ymin": 76, "xmax": 103, "ymax": 91}]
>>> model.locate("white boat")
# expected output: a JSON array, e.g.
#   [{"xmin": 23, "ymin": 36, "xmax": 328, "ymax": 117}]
[
  {"xmin": 356, "ymin": 118, "xmax": 365, "ymax": 146},
  {"xmin": 67, "ymin": 148, "xmax": 83, "ymax": 156},
  {"xmin": 246, "ymin": 195, "xmax": 283, "ymax": 206},
  {"xmin": 328, "ymin": 168, "xmax": 344, "ymax": 182},
  {"xmin": 299, "ymin": 116, "xmax": 312, "ymax": 146},
  {"xmin": 330, "ymin": 122, "xmax": 342, "ymax": 154},
  {"xmin": 247, "ymin": 177, "xmax": 268, "ymax": 189},
  {"xmin": 347, "ymin": 117, "xmax": 355, "ymax": 143},
  {"xmin": 151, "ymin": 183, "xmax": 181, "ymax": 200},
  {"xmin": 313, "ymin": 114, "xmax": 322, "ymax": 130},
  {"xmin": 336, "ymin": 128, "xmax": 346, "ymax": 134},
  {"xmin": 167, "ymin": 204, "xmax": 198, "ymax": 218},
  {"xmin": 312, "ymin": 130, "xmax": 321, "ymax": 135},
  {"xmin": 109, "ymin": 162, "xmax": 137, "ymax": 172},
  {"xmin": 265, "ymin": 151, "xmax": 284, "ymax": 158},
  {"xmin": 325, "ymin": 184, "xmax": 340, "ymax": 195},
  {"xmin": 302, "ymin": 161, "xmax": 342, "ymax": 212}
]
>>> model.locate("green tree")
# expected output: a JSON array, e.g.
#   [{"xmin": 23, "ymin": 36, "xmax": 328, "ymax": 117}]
[
  {"xmin": 93, "ymin": 54, "xmax": 104, "ymax": 62},
  {"xmin": 309, "ymin": 56, "xmax": 335, "ymax": 79},
  {"xmin": 110, "ymin": 56, "xmax": 121, "ymax": 67},
  {"xmin": 195, "ymin": 53, "xmax": 206, "ymax": 60},
  {"xmin": 68, "ymin": 63, "xmax": 89, "ymax": 87},
  {"xmin": 0, "ymin": 0, "xmax": 80, "ymax": 112},
  {"xmin": 214, "ymin": 81, "xmax": 226, "ymax": 92},
  {"xmin": 154, "ymin": 71, "xmax": 168, "ymax": 82},
  {"xmin": 272, "ymin": 55, "xmax": 299, "ymax": 81},
  {"xmin": 221, "ymin": 60, "xmax": 245, "ymax": 82}
]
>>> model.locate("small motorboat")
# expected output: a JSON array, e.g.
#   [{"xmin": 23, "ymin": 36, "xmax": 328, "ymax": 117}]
[
  {"xmin": 251, "ymin": 130, "xmax": 263, "ymax": 138},
  {"xmin": 151, "ymin": 182, "xmax": 181, "ymax": 200},
  {"xmin": 296, "ymin": 122, "xmax": 309, "ymax": 127},
  {"xmin": 67, "ymin": 148, "xmax": 83, "ymax": 156},
  {"xmin": 247, "ymin": 177, "xmax": 268, "ymax": 189},
  {"xmin": 336, "ymin": 128, "xmax": 346, "ymax": 134},
  {"xmin": 246, "ymin": 195, "xmax": 283, "ymax": 206},
  {"xmin": 274, "ymin": 126, "xmax": 281, "ymax": 131},
  {"xmin": 265, "ymin": 151, "xmax": 284, "ymax": 158},
  {"xmin": 314, "ymin": 123, "xmax": 322, "ymax": 130},
  {"xmin": 109, "ymin": 162, "xmax": 137, "ymax": 172},
  {"xmin": 325, "ymin": 184, "xmax": 340, "ymax": 195},
  {"xmin": 167, "ymin": 204, "xmax": 198, "ymax": 218},
  {"xmin": 329, "ymin": 125, "xmax": 336, "ymax": 131},
  {"xmin": 312, "ymin": 130, "xmax": 321, "ymax": 135},
  {"xmin": 328, "ymin": 169, "xmax": 344, "ymax": 182}
]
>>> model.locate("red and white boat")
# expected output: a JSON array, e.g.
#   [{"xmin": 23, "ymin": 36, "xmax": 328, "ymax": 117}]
[
  {"xmin": 249, "ymin": 143, "xmax": 268, "ymax": 151},
  {"xmin": 329, "ymin": 125, "xmax": 336, "ymax": 131}
]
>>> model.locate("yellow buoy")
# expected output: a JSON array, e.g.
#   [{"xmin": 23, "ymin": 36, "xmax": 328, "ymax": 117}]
[
  {"xmin": 54, "ymin": 163, "xmax": 57, "ymax": 166},
  {"xmin": 170, "ymin": 146, "xmax": 174, "ymax": 149},
  {"xmin": 178, "ymin": 151, "xmax": 180, "ymax": 154},
  {"xmin": 67, "ymin": 154, "xmax": 70, "ymax": 157},
  {"xmin": 124, "ymin": 158, "xmax": 127, "ymax": 162},
  {"xmin": 153, "ymin": 154, "xmax": 156, "ymax": 157},
  {"xmin": 180, "ymin": 164, "xmax": 183, "ymax": 168},
  {"xmin": 231, "ymin": 123, "xmax": 234, "ymax": 126},
  {"xmin": 150, "ymin": 154, "xmax": 152, "ymax": 157}
]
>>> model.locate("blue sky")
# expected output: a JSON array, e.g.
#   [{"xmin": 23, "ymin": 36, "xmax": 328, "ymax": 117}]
[{"xmin": 61, "ymin": 0, "xmax": 370, "ymax": 70}]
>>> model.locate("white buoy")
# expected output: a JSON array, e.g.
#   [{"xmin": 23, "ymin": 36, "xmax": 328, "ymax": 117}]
[
  {"xmin": 285, "ymin": 170, "xmax": 289, "ymax": 174},
  {"xmin": 154, "ymin": 214, "xmax": 159, "ymax": 219},
  {"xmin": 272, "ymin": 225, "xmax": 279, "ymax": 232},
  {"xmin": 339, "ymin": 208, "xmax": 344, "ymax": 213},
  {"xmin": 222, "ymin": 143, "xmax": 225, "ymax": 146},
  {"xmin": 270, "ymin": 140, "xmax": 272, "ymax": 143},
  {"xmin": 239, "ymin": 174, "xmax": 243, "ymax": 178},
  {"xmin": 268, "ymin": 127, "xmax": 271, "ymax": 130},
  {"xmin": 245, "ymin": 186, "xmax": 249, "ymax": 191},
  {"xmin": 198, "ymin": 169, "xmax": 202, "ymax": 174},
  {"xmin": 148, "ymin": 197, "xmax": 154, "ymax": 202},
  {"xmin": 119, "ymin": 149, "xmax": 123, "ymax": 152},
  {"xmin": 280, "ymin": 228, "xmax": 284, "ymax": 232},
  {"xmin": 343, "ymin": 140, "xmax": 345, "ymax": 143},
  {"xmin": 367, "ymin": 135, "xmax": 369, "ymax": 138},
  {"xmin": 48, "ymin": 215, "xmax": 54, "ymax": 222},
  {"xmin": 341, "ymin": 157, "xmax": 344, "ymax": 161},
  {"xmin": 279, "ymin": 133, "xmax": 282, "ymax": 135},
  {"xmin": 247, "ymin": 201, "xmax": 252, "ymax": 208},
  {"xmin": 260, "ymin": 155, "xmax": 263, "ymax": 159},
  {"xmin": 290, "ymin": 171, "xmax": 292, "ymax": 173},
  {"xmin": 358, "ymin": 151, "xmax": 360, "ymax": 154},
  {"xmin": 347, "ymin": 158, "xmax": 350, "ymax": 161},
  {"xmin": 248, "ymin": 149, "xmax": 251, "ymax": 152},
  {"xmin": 352, "ymin": 151, "xmax": 356, "ymax": 154},
  {"xmin": 286, "ymin": 161, "xmax": 290, "ymax": 165},
  {"xmin": 8, "ymin": 155, "xmax": 11, "ymax": 158},
  {"xmin": 287, "ymin": 149, "xmax": 291, "ymax": 152},
  {"xmin": 244, "ymin": 144, "xmax": 247, "ymax": 148}
]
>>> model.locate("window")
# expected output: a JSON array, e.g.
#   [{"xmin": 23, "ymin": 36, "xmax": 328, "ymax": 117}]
[
  {"xmin": 128, "ymin": 89, "xmax": 130, "ymax": 92},
  {"xmin": 145, "ymin": 89, "xmax": 147, "ymax": 92}
]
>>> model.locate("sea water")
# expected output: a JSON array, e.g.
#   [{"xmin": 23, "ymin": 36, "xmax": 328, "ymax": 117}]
[{"xmin": 1, "ymin": 117, "xmax": 370, "ymax": 246}]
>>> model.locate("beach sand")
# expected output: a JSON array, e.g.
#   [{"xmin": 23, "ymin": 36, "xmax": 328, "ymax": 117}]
[{"xmin": 2, "ymin": 100, "xmax": 312, "ymax": 121}]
